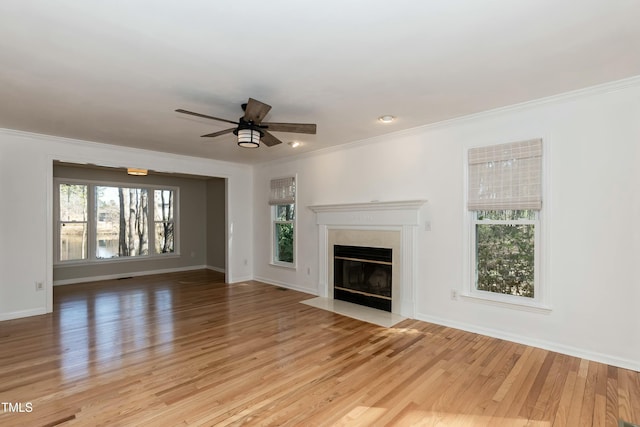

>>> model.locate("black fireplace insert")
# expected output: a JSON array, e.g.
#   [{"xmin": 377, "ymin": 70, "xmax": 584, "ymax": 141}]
[{"xmin": 333, "ymin": 245, "xmax": 392, "ymax": 312}]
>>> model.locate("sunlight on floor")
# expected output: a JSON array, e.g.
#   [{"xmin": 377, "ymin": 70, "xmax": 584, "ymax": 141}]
[{"xmin": 337, "ymin": 406, "xmax": 552, "ymax": 426}]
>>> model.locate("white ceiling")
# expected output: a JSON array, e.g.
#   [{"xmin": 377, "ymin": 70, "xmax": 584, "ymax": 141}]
[{"xmin": 1, "ymin": 0, "xmax": 639, "ymax": 165}]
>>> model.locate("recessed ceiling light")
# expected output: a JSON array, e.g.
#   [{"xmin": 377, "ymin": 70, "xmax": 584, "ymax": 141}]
[
  {"xmin": 378, "ymin": 115, "xmax": 396, "ymax": 123},
  {"xmin": 288, "ymin": 141, "xmax": 301, "ymax": 148}
]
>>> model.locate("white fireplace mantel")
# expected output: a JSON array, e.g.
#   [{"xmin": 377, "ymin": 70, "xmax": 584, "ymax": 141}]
[
  {"xmin": 308, "ymin": 200, "xmax": 427, "ymax": 318},
  {"xmin": 309, "ymin": 200, "xmax": 426, "ymax": 227}
]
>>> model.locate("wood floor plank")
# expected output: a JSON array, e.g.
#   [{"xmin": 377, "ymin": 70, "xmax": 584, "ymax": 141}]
[
  {"xmin": 619, "ymin": 367, "xmax": 640, "ymax": 425},
  {"xmin": 535, "ymin": 354, "xmax": 572, "ymax": 423},
  {"xmin": 0, "ymin": 270, "xmax": 638, "ymax": 426},
  {"xmin": 552, "ymin": 358, "xmax": 580, "ymax": 427},
  {"xmin": 518, "ymin": 351, "xmax": 556, "ymax": 420},
  {"xmin": 606, "ymin": 365, "xmax": 620, "ymax": 427},
  {"xmin": 591, "ymin": 362, "xmax": 608, "ymax": 427}
]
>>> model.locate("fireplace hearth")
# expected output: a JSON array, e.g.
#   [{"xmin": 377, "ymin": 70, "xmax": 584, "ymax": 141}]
[{"xmin": 334, "ymin": 245, "xmax": 392, "ymax": 312}]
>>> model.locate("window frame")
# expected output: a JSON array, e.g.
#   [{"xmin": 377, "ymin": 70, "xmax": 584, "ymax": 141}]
[
  {"xmin": 469, "ymin": 210, "xmax": 542, "ymax": 306},
  {"xmin": 153, "ymin": 189, "xmax": 176, "ymax": 255},
  {"xmin": 272, "ymin": 203, "xmax": 296, "ymax": 268},
  {"xmin": 462, "ymin": 140, "xmax": 551, "ymax": 312},
  {"xmin": 54, "ymin": 178, "xmax": 179, "ymax": 265},
  {"xmin": 269, "ymin": 175, "xmax": 297, "ymax": 269},
  {"xmin": 58, "ymin": 183, "xmax": 89, "ymax": 262}
]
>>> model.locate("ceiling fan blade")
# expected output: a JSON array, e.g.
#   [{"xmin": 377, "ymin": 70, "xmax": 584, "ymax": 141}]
[
  {"xmin": 201, "ymin": 128, "xmax": 236, "ymax": 138},
  {"xmin": 176, "ymin": 109, "xmax": 239, "ymax": 125},
  {"xmin": 261, "ymin": 122, "xmax": 317, "ymax": 134},
  {"xmin": 243, "ymin": 98, "xmax": 272, "ymax": 124},
  {"xmin": 261, "ymin": 131, "xmax": 283, "ymax": 147}
]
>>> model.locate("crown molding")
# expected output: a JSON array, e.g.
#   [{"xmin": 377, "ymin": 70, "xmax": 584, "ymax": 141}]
[
  {"xmin": 309, "ymin": 199, "xmax": 427, "ymax": 213},
  {"xmin": 259, "ymin": 74, "xmax": 640, "ymax": 167}
]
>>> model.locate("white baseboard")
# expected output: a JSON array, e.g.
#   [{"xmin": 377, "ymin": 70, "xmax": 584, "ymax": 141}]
[
  {"xmin": 416, "ymin": 312, "xmax": 640, "ymax": 372},
  {"xmin": 53, "ymin": 265, "xmax": 209, "ymax": 286},
  {"xmin": 228, "ymin": 275, "xmax": 253, "ymax": 283},
  {"xmin": 0, "ymin": 307, "xmax": 47, "ymax": 321},
  {"xmin": 206, "ymin": 265, "xmax": 225, "ymax": 273},
  {"xmin": 253, "ymin": 275, "xmax": 318, "ymax": 295}
]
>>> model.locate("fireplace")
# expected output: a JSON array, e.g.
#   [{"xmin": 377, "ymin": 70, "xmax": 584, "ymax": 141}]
[
  {"xmin": 334, "ymin": 245, "xmax": 392, "ymax": 312},
  {"xmin": 309, "ymin": 199, "xmax": 427, "ymax": 318}
]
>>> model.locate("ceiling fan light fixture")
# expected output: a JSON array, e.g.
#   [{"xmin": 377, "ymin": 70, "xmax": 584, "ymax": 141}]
[
  {"xmin": 378, "ymin": 115, "xmax": 396, "ymax": 123},
  {"xmin": 237, "ymin": 128, "xmax": 262, "ymax": 148},
  {"xmin": 176, "ymin": 98, "xmax": 317, "ymax": 149},
  {"xmin": 127, "ymin": 168, "xmax": 148, "ymax": 176}
]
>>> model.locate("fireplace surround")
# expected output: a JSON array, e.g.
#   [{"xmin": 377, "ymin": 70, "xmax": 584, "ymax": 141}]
[{"xmin": 309, "ymin": 200, "xmax": 427, "ymax": 318}]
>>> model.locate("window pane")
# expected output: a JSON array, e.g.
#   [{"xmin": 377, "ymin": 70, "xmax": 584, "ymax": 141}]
[
  {"xmin": 476, "ymin": 223, "xmax": 535, "ymax": 297},
  {"xmin": 276, "ymin": 204, "xmax": 295, "ymax": 221},
  {"xmin": 60, "ymin": 222, "xmax": 87, "ymax": 261},
  {"xmin": 59, "ymin": 184, "xmax": 87, "ymax": 221},
  {"xmin": 275, "ymin": 222, "xmax": 294, "ymax": 263},
  {"xmin": 154, "ymin": 190, "xmax": 174, "ymax": 221},
  {"xmin": 155, "ymin": 222, "xmax": 174, "ymax": 254},
  {"xmin": 96, "ymin": 186, "xmax": 148, "ymax": 258}
]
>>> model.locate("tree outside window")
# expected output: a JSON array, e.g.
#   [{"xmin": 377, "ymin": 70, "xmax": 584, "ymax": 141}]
[
  {"xmin": 154, "ymin": 190, "xmax": 174, "ymax": 254},
  {"xmin": 96, "ymin": 186, "xmax": 148, "ymax": 258}
]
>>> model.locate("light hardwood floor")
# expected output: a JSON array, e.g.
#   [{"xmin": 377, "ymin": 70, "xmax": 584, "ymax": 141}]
[{"xmin": 0, "ymin": 270, "xmax": 638, "ymax": 426}]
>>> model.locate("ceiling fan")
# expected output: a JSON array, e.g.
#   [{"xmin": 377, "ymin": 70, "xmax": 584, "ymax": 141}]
[{"xmin": 176, "ymin": 98, "xmax": 317, "ymax": 148}]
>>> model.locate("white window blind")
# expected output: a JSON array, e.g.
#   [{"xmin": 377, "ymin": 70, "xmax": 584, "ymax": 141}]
[
  {"xmin": 468, "ymin": 139, "xmax": 542, "ymax": 210},
  {"xmin": 269, "ymin": 177, "xmax": 296, "ymax": 205}
]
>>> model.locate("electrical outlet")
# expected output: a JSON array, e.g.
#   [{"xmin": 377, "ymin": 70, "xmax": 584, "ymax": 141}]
[
  {"xmin": 35, "ymin": 281, "xmax": 44, "ymax": 291},
  {"xmin": 425, "ymin": 220, "xmax": 431, "ymax": 231},
  {"xmin": 450, "ymin": 289, "xmax": 458, "ymax": 300}
]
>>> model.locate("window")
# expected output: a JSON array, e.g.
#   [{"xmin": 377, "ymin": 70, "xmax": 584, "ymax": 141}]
[
  {"xmin": 96, "ymin": 186, "xmax": 149, "ymax": 258},
  {"xmin": 274, "ymin": 204, "xmax": 295, "ymax": 263},
  {"xmin": 59, "ymin": 184, "xmax": 88, "ymax": 261},
  {"xmin": 55, "ymin": 180, "xmax": 177, "ymax": 263},
  {"xmin": 466, "ymin": 139, "xmax": 544, "ymax": 306},
  {"xmin": 269, "ymin": 177, "xmax": 296, "ymax": 266},
  {"xmin": 472, "ymin": 210, "xmax": 539, "ymax": 298},
  {"xmin": 154, "ymin": 190, "xmax": 175, "ymax": 254}
]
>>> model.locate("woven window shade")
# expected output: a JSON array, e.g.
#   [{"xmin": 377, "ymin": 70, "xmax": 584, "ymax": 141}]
[
  {"xmin": 468, "ymin": 139, "xmax": 542, "ymax": 210},
  {"xmin": 269, "ymin": 177, "xmax": 296, "ymax": 205}
]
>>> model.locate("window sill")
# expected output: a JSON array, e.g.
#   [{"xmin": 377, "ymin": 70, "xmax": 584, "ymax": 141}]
[
  {"xmin": 55, "ymin": 253, "xmax": 181, "ymax": 267},
  {"xmin": 269, "ymin": 262, "xmax": 296, "ymax": 270},
  {"xmin": 460, "ymin": 292, "xmax": 552, "ymax": 314}
]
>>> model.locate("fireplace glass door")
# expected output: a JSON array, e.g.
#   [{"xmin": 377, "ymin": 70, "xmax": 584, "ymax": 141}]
[{"xmin": 333, "ymin": 245, "xmax": 392, "ymax": 312}]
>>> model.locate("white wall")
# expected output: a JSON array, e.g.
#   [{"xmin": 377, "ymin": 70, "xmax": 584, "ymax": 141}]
[
  {"xmin": 253, "ymin": 77, "xmax": 640, "ymax": 370},
  {"xmin": 0, "ymin": 130, "xmax": 253, "ymax": 320}
]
